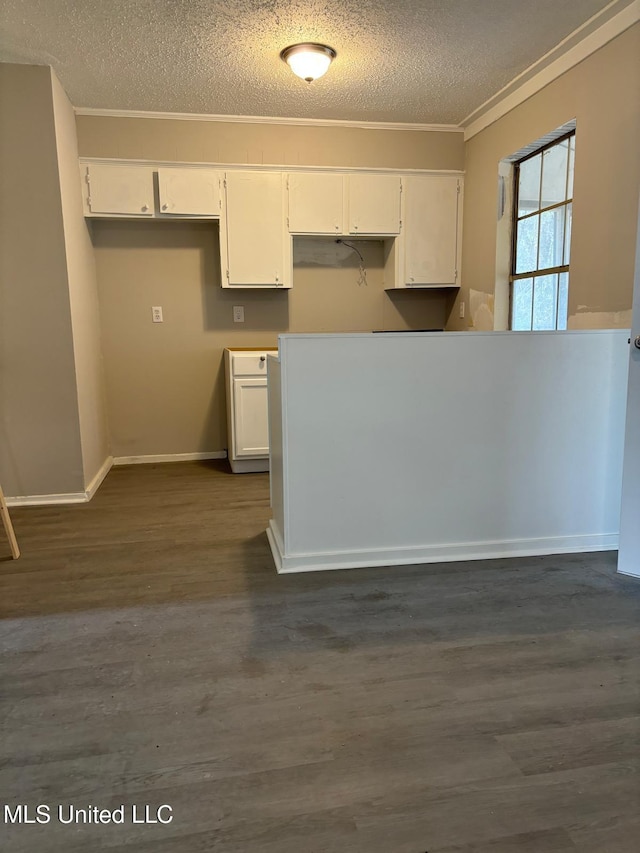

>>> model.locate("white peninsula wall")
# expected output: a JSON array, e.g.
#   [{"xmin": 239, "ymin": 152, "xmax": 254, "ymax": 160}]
[{"xmin": 267, "ymin": 330, "xmax": 629, "ymax": 574}]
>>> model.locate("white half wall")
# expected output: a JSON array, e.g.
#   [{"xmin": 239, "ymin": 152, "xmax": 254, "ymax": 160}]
[{"xmin": 268, "ymin": 330, "xmax": 629, "ymax": 573}]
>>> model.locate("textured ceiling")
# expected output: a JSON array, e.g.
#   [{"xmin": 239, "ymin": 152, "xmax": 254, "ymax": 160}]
[{"xmin": 0, "ymin": 0, "xmax": 631, "ymax": 124}]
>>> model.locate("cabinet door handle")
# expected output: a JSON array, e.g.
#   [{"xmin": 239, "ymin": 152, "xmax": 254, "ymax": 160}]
[{"xmin": 260, "ymin": 355, "xmax": 266, "ymax": 362}]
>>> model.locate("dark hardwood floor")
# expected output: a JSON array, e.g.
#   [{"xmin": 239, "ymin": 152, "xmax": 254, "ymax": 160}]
[{"xmin": 1, "ymin": 461, "xmax": 639, "ymax": 852}]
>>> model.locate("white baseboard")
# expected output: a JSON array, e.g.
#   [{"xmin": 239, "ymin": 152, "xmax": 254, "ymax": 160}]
[
  {"xmin": 4, "ymin": 452, "xmax": 224, "ymax": 506},
  {"xmin": 267, "ymin": 529, "xmax": 619, "ymax": 574},
  {"xmin": 616, "ymin": 567, "xmax": 640, "ymax": 580},
  {"xmin": 5, "ymin": 492, "xmax": 90, "ymax": 508},
  {"xmin": 85, "ymin": 455, "xmax": 114, "ymax": 500},
  {"xmin": 266, "ymin": 521, "xmax": 285, "ymax": 573},
  {"xmin": 113, "ymin": 451, "xmax": 227, "ymax": 465},
  {"xmin": 5, "ymin": 455, "xmax": 115, "ymax": 507}
]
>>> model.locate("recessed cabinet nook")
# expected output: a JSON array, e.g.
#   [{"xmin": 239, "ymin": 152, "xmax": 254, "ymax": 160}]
[{"xmin": 80, "ymin": 161, "xmax": 463, "ymax": 290}]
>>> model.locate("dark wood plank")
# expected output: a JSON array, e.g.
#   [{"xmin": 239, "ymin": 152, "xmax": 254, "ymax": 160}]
[
  {"xmin": 568, "ymin": 814, "xmax": 640, "ymax": 852},
  {"xmin": 353, "ymin": 762, "xmax": 639, "ymax": 851},
  {"xmin": 1, "ymin": 461, "xmax": 639, "ymax": 852},
  {"xmin": 431, "ymin": 827, "xmax": 578, "ymax": 852},
  {"xmin": 497, "ymin": 715, "xmax": 640, "ymax": 775}
]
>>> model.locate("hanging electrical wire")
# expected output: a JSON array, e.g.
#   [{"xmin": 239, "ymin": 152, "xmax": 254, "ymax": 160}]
[{"xmin": 336, "ymin": 239, "xmax": 368, "ymax": 286}]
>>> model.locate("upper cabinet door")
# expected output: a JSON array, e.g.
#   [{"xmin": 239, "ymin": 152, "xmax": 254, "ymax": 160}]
[
  {"xmin": 288, "ymin": 172, "xmax": 344, "ymax": 234},
  {"xmin": 348, "ymin": 174, "xmax": 401, "ymax": 235},
  {"xmin": 85, "ymin": 164, "xmax": 154, "ymax": 216},
  {"xmin": 157, "ymin": 168, "xmax": 220, "ymax": 216},
  {"xmin": 221, "ymin": 171, "xmax": 291, "ymax": 288},
  {"xmin": 403, "ymin": 176, "xmax": 461, "ymax": 286}
]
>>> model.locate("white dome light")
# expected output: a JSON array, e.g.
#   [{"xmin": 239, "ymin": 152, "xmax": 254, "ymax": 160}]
[{"xmin": 280, "ymin": 43, "xmax": 336, "ymax": 83}]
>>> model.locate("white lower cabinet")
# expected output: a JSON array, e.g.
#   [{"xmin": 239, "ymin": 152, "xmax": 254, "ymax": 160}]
[
  {"xmin": 233, "ymin": 378, "xmax": 269, "ymax": 455},
  {"xmin": 224, "ymin": 349, "xmax": 277, "ymax": 473}
]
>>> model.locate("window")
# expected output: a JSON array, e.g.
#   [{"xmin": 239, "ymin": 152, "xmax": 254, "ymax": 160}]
[{"xmin": 511, "ymin": 131, "xmax": 575, "ymax": 330}]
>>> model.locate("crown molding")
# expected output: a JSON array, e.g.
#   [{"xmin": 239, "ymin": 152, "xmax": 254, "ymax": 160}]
[
  {"xmin": 73, "ymin": 107, "xmax": 463, "ymax": 134},
  {"xmin": 463, "ymin": 0, "xmax": 640, "ymax": 140}
]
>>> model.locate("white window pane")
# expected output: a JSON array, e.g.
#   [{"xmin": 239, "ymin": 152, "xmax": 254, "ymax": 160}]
[
  {"xmin": 541, "ymin": 141, "xmax": 569, "ymax": 207},
  {"xmin": 567, "ymin": 136, "xmax": 575, "ymax": 199},
  {"xmin": 538, "ymin": 206, "xmax": 566, "ymax": 270},
  {"xmin": 516, "ymin": 214, "xmax": 539, "ymax": 274},
  {"xmin": 557, "ymin": 272, "xmax": 569, "ymax": 330},
  {"xmin": 518, "ymin": 154, "xmax": 541, "ymax": 216},
  {"xmin": 512, "ymin": 277, "xmax": 533, "ymax": 330},
  {"xmin": 563, "ymin": 203, "xmax": 572, "ymax": 265},
  {"xmin": 532, "ymin": 274, "xmax": 558, "ymax": 330}
]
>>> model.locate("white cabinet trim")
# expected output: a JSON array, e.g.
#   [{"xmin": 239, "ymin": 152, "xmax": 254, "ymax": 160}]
[{"xmin": 80, "ymin": 156, "xmax": 463, "ymax": 179}]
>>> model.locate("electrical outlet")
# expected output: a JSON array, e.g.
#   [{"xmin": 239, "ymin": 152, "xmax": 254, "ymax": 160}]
[
  {"xmin": 233, "ymin": 305, "xmax": 245, "ymax": 323},
  {"xmin": 459, "ymin": 301, "xmax": 465, "ymax": 319},
  {"xmin": 152, "ymin": 306, "xmax": 163, "ymax": 323}
]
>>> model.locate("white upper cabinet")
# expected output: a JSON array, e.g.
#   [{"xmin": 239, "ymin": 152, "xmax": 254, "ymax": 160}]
[
  {"xmin": 221, "ymin": 171, "xmax": 291, "ymax": 288},
  {"xmin": 288, "ymin": 172, "xmax": 401, "ymax": 236},
  {"xmin": 79, "ymin": 159, "xmax": 463, "ymax": 290},
  {"xmin": 83, "ymin": 164, "xmax": 154, "ymax": 216},
  {"xmin": 288, "ymin": 172, "xmax": 344, "ymax": 234},
  {"xmin": 348, "ymin": 174, "xmax": 401, "ymax": 235},
  {"xmin": 157, "ymin": 168, "xmax": 220, "ymax": 216},
  {"xmin": 401, "ymin": 175, "xmax": 462, "ymax": 287}
]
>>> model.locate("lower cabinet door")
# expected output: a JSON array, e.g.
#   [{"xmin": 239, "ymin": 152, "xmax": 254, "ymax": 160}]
[{"xmin": 232, "ymin": 377, "xmax": 269, "ymax": 457}]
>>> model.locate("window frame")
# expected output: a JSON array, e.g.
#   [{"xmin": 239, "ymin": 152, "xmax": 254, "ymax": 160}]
[{"xmin": 510, "ymin": 129, "xmax": 575, "ymax": 330}]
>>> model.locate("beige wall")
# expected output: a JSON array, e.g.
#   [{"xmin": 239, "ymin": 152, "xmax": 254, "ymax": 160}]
[
  {"xmin": 76, "ymin": 116, "xmax": 464, "ymax": 171},
  {"xmin": 451, "ymin": 24, "xmax": 640, "ymax": 332},
  {"xmin": 81, "ymin": 110, "xmax": 463, "ymax": 459},
  {"xmin": 51, "ymin": 72, "xmax": 111, "ymax": 488},
  {"xmin": 92, "ymin": 222, "xmax": 447, "ymax": 457},
  {"xmin": 4, "ymin": 28, "xmax": 637, "ymax": 489},
  {"xmin": 0, "ymin": 64, "xmax": 85, "ymax": 497}
]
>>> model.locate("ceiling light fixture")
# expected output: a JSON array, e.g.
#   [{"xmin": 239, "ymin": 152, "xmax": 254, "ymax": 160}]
[{"xmin": 280, "ymin": 43, "xmax": 336, "ymax": 83}]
